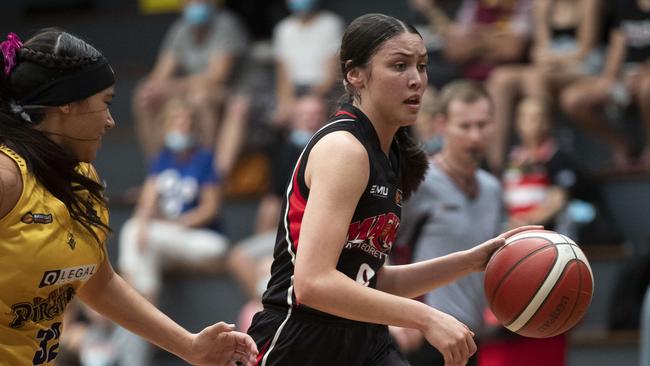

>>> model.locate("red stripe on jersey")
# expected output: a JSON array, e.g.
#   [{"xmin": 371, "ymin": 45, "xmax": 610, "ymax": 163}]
[
  {"xmin": 335, "ymin": 110, "xmax": 356, "ymax": 118},
  {"xmin": 255, "ymin": 340, "xmax": 271, "ymax": 365},
  {"xmin": 287, "ymin": 159, "xmax": 307, "ymax": 251}
]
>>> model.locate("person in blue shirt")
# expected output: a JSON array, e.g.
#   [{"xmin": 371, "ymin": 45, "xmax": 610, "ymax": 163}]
[{"xmin": 117, "ymin": 96, "xmax": 230, "ymax": 365}]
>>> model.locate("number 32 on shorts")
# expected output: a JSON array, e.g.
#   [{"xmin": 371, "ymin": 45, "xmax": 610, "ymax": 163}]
[{"xmin": 355, "ymin": 263, "xmax": 375, "ymax": 287}]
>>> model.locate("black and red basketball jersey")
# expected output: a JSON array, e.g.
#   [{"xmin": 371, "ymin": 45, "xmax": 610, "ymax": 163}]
[{"xmin": 261, "ymin": 103, "xmax": 404, "ymax": 319}]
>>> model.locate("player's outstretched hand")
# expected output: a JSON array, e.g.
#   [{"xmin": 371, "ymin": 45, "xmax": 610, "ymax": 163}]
[
  {"xmin": 466, "ymin": 225, "xmax": 543, "ymax": 272},
  {"xmin": 186, "ymin": 322, "xmax": 258, "ymax": 366},
  {"xmin": 423, "ymin": 309, "xmax": 476, "ymax": 366}
]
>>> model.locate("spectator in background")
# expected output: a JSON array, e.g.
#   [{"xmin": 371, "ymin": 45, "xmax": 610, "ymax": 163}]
[
  {"xmin": 390, "ymin": 80, "xmax": 502, "ymax": 366},
  {"xmin": 271, "ymin": 0, "xmax": 343, "ymax": 124},
  {"xmin": 487, "ymin": 0, "xmax": 602, "ymax": 172},
  {"xmin": 503, "ymin": 97, "xmax": 578, "ymax": 230},
  {"xmin": 227, "ymin": 94, "xmax": 328, "ymax": 331},
  {"xmin": 444, "ymin": 0, "xmax": 534, "ymax": 82},
  {"xmin": 117, "ymin": 97, "xmax": 229, "ymax": 366},
  {"xmin": 561, "ymin": 0, "xmax": 650, "ymax": 170},
  {"xmin": 412, "ymin": 87, "xmax": 443, "ymax": 156},
  {"xmin": 406, "ymin": 0, "xmax": 464, "ymax": 88},
  {"xmin": 132, "ymin": 0, "xmax": 249, "ymax": 165},
  {"xmin": 120, "ymin": 96, "xmax": 228, "ymax": 303}
]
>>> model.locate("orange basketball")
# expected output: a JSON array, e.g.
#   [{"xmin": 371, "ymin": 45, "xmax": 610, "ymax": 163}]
[{"xmin": 484, "ymin": 229, "xmax": 594, "ymax": 338}]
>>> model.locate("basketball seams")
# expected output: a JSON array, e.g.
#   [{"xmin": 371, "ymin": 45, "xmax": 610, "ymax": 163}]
[
  {"xmin": 505, "ymin": 243, "xmax": 576, "ymax": 332},
  {"xmin": 487, "ymin": 236, "xmax": 556, "ymax": 306}
]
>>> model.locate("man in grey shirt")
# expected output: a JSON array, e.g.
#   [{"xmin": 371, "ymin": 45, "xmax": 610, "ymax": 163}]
[
  {"xmin": 133, "ymin": 0, "xmax": 249, "ymax": 169},
  {"xmin": 391, "ymin": 80, "xmax": 503, "ymax": 366}
]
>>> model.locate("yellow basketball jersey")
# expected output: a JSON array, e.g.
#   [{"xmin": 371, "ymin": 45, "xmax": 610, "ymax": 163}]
[{"xmin": 0, "ymin": 145, "xmax": 109, "ymax": 366}]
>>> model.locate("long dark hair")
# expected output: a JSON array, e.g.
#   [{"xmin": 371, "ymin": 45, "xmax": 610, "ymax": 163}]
[
  {"xmin": 339, "ymin": 13, "xmax": 428, "ymax": 200},
  {"xmin": 0, "ymin": 29, "xmax": 110, "ymax": 243}
]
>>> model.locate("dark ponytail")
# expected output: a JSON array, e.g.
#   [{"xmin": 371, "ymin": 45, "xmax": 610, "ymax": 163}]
[
  {"xmin": 0, "ymin": 29, "xmax": 111, "ymax": 243},
  {"xmin": 339, "ymin": 14, "xmax": 428, "ymax": 199}
]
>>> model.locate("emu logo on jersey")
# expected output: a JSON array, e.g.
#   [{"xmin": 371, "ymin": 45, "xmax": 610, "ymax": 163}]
[
  {"xmin": 369, "ymin": 185, "xmax": 389, "ymax": 198},
  {"xmin": 21, "ymin": 212, "xmax": 53, "ymax": 224},
  {"xmin": 346, "ymin": 212, "xmax": 400, "ymax": 256}
]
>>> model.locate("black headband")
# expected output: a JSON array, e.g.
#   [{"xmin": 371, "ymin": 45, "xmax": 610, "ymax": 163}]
[{"xmin": 17, "ymin": 57, "xmax": 115, "ymax": 107}]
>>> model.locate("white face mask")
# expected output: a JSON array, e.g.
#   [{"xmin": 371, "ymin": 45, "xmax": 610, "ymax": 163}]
[{"xmin": 165, "ymin": 131, "xmax": 195, "ymax": 152}]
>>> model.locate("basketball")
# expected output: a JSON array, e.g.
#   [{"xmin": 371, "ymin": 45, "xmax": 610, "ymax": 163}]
[{"xmin": 484, "ymin": 229, "xmax": 594, "ymax": 338}]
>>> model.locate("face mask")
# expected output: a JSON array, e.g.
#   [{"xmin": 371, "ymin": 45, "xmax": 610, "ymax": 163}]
[
  {"xmin": 287, "ymin": 0, "xmax": 318, "ymax": 14},
  {"xmin": 165, "ymin": 131, "xmax": 195, "ymax": 152},
  {"xmin": 289, "ymin": 129, "xmax": 312, "ymax": 147},
  {"xmin": 183, "ymin": 3, "xmax": 215, "ymax": 26},
  {"xmin": 422, "ymin": 135, "xmax": 443, "ymax": 155}
]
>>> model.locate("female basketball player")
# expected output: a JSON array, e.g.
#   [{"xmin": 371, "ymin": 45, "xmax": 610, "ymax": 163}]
[
  {"xmin": 0, "ymin": 29, "xmax": 257, "ymax": 365},
  {"xmin": 247, "ymin": 13, "xmax": 540, "ymax": 366}
]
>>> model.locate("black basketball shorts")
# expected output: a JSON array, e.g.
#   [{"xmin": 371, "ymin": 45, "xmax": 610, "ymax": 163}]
[{"xmin": 248, "ymin": 307, "xmax": 410, "ymax": 366}]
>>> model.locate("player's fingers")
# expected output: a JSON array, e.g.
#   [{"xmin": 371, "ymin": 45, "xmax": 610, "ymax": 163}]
[
  {"xmin": 207, "ymin": 322, "xmax": 235, "ymax": 339},
  {"xmin": 450, "ymin": 345, "xmax": 462, "ymax": 366},
  {"xmin": 466, "ymin": 333, "xmax": 477, "ymax": 357}
]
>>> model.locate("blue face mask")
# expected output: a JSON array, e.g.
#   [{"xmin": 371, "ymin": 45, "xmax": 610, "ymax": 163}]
[
  {"xmin": 289, "ymin": 129, "xmax": 313, "ymax": 147},
  {"xmin": 287, "ymin": 0, "xmax": 318, "ymax": 14},
  {"xmin": 183, "ymin": 3, "xmax": 215, "ymax": 26},
  {"xmin": 165, "ymin": 131, "xmax": 196, "ymax": 152}
]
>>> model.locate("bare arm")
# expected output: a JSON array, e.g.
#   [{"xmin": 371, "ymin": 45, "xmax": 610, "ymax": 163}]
[
  {"xmin": 294, "ymin": 132, "xmax": 478, "ymax": 364},
  {"xmin": 203, "ymin": 53, "xmax": 237, "ymax": 86},
  {"xmin": 273, "ymin": 60, "xmax": 295, "ymax": 124},
  {"xmin": 78, "ymin": 259, "xmax": 257, "ymax": 365},
  {"xmin": 149, "ymin": 53, "xmax": 178, "ymax": 82},
  {"xmin": 532, "ymin": 0, "xmax": 552, "ymax": 62},
  {"xmin": 575, "ymin": 0, "xmax": 601, "ymax": 59},
  {"xmin": 134, "ymin": 177, "xmax": 159, "ymax": 225},
  {"xmin": 376, "ymin": 225, "xmax": 542, "ymax": 299},
  {"xmin": 176, "ymin": 184, "xmax": 220, "ymax": 228},
  {"xmin": 443, "ymin": 25, "xmax": 484, "ymax": 62},
  {"xmin": 602, "ymin": 29, "xmax": 627, "ymax": 80},
  {"xmin": 484, "ymin": 31, "xmax": 528, "ymax": 63},
  {"xmin": 0, "ymin": 153, "xmax": 21, "ymax": 220}
]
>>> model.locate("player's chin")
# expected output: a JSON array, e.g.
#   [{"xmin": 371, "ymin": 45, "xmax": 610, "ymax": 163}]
[{"xmin": 77, "ymin": 147, "xmax": 99, "ymax": 163}]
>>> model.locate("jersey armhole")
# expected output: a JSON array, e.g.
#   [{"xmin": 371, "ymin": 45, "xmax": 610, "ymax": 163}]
[{"xmin": 0, "ymin": 149, "xmax": 25, "ymax": 224}]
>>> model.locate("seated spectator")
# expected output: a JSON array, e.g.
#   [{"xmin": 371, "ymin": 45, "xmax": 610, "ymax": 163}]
[
  {"xmin": 119, "ymin": 96, "xmax": 229, "ymax": 302},
  {"xmin": 487, "ymin": 0, "xmax": 603, "ymax": 172},
  {"xmin": 504, "ymin": 98, "xmax": 623, "ymax": 244},
  {"xmin": 444, "ymin": 0, "xmax": 534, "ymax": 82},
  {"xmin": 132, "ymin": 0, "xmax": 249, "ymax": 163},
  {"xmin": 271, "ymin": 0, "xmax": 344, "ymax": 124},
  {"xmin": 503, "ymin": 97, "xmax": 578, "ymax": 229},
  {"xmin": 227, "ymin": 94, "xmax": 328, "ymax": 331},
  {"xmin": 561, "ymin": 0, "xmax": 650, "ymax": 170},
  {"xmin": 117, "ymin": 96, "xmax": 229, "ymax": 365}
]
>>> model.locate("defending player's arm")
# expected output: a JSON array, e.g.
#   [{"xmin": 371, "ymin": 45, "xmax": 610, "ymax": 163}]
[
  {"xmin": 77, "ymin": 257, "xmax": 257, "ymax": 365},
  {"xmin": 0, "ymin": 153, "xmax": 21, "ymax": 220},
  {"xmin": 293, "ymin": 132, "xmax": 476, "ymax": 365}
]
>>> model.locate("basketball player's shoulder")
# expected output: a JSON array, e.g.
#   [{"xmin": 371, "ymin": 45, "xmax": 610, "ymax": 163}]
[
  {"xmin": 313, "ymin": 130, "xmax": 367, "ymax": 163},
  {"xmin": 0, "ymin": 151, "xmax": 23, "ymax": 220}
]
